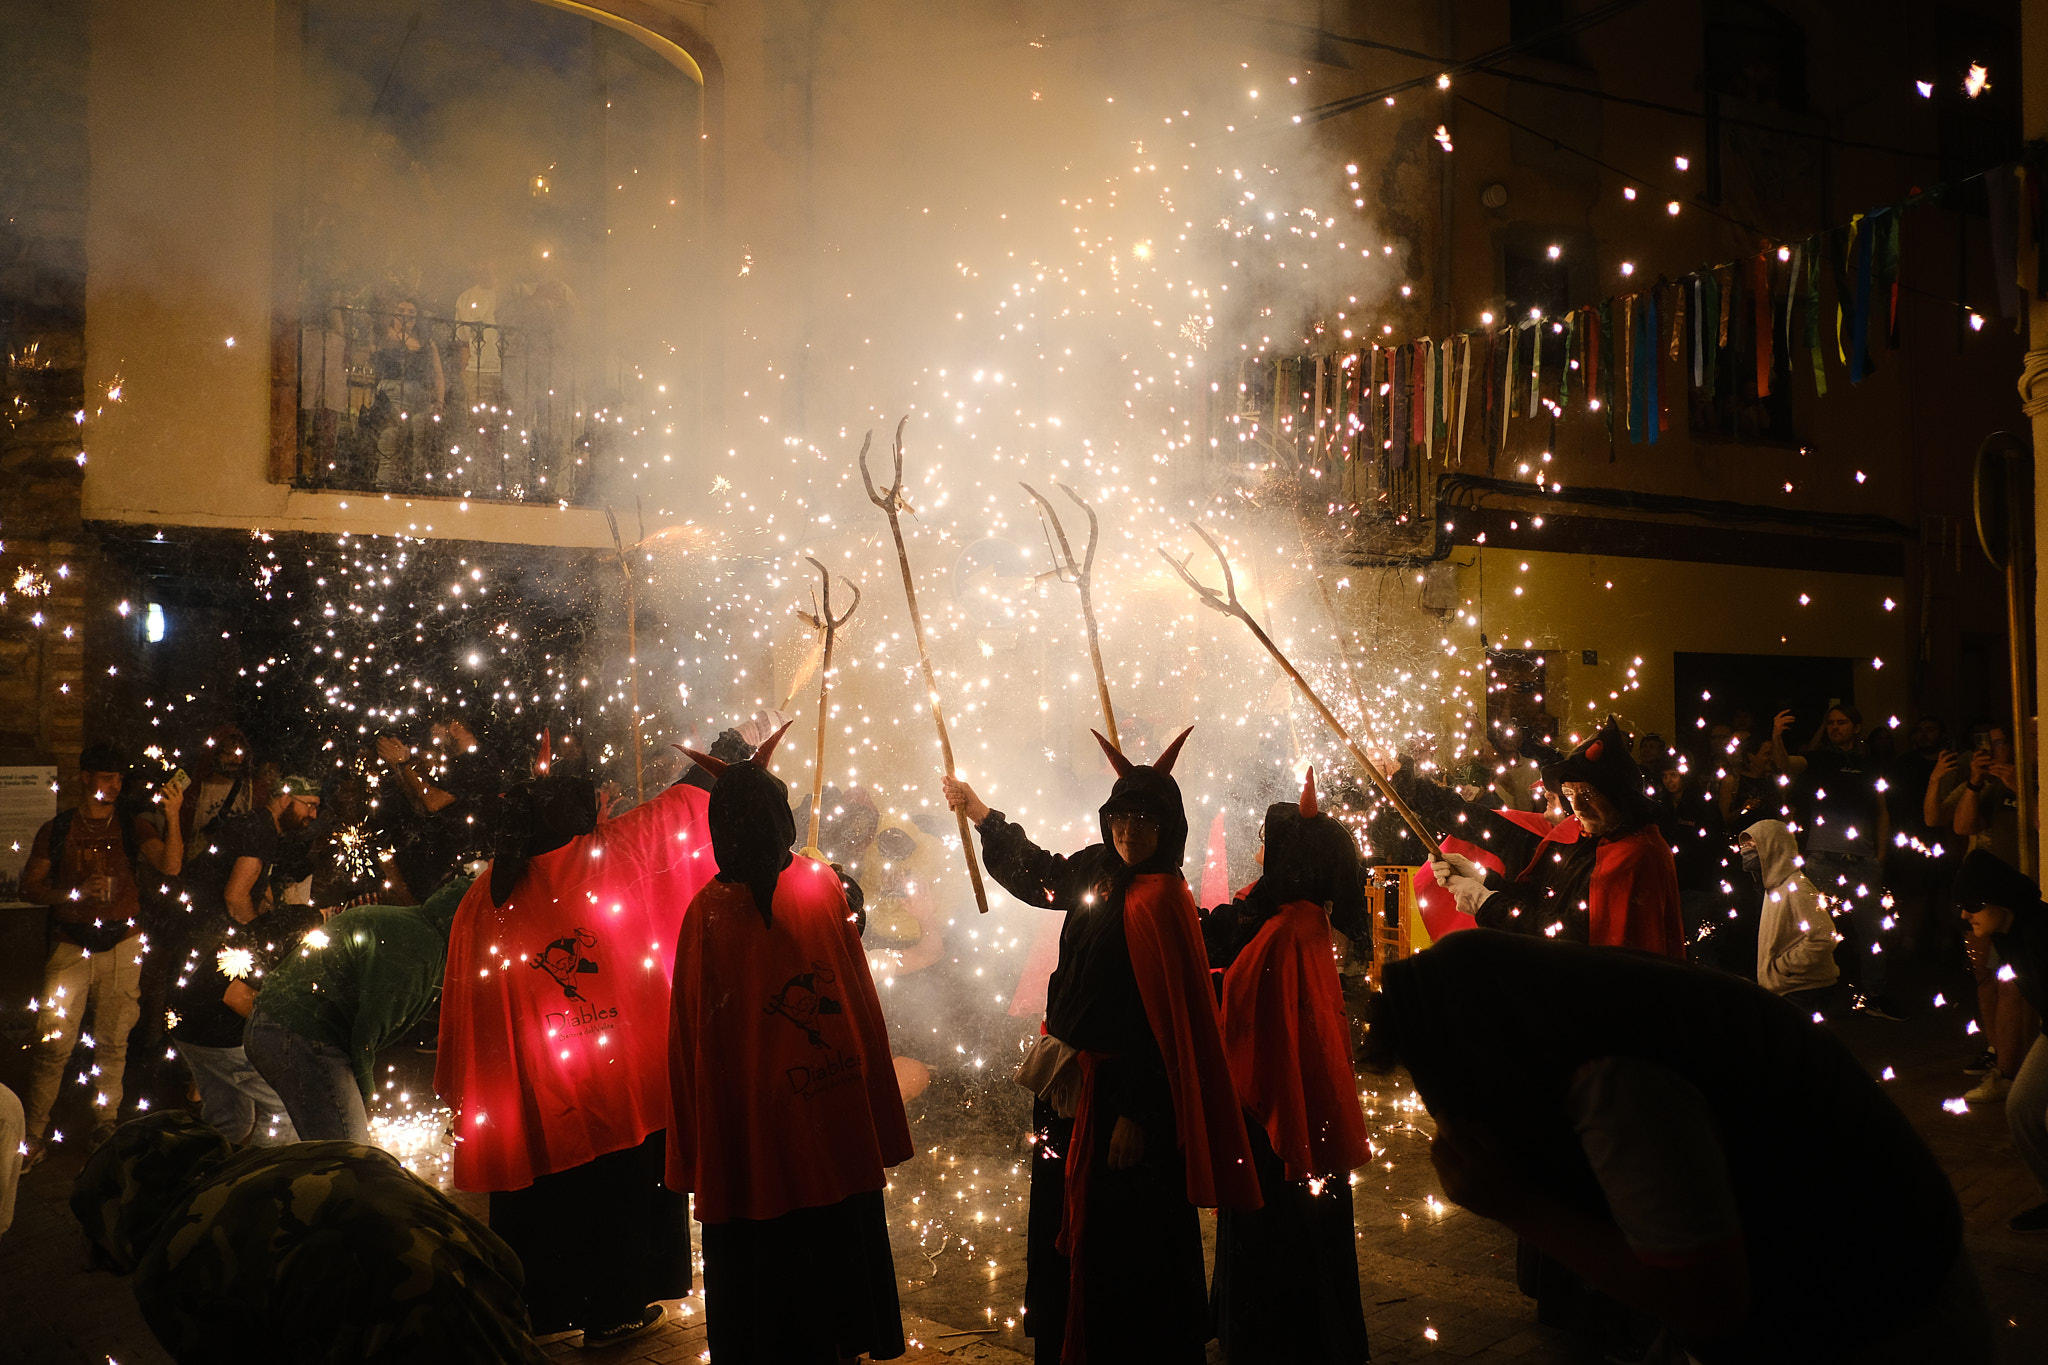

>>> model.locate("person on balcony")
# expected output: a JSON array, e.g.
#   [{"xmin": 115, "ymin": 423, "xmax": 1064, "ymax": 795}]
[{"xmin": 365, "ymin": 296, "xmax": 444, "ymax": 491}]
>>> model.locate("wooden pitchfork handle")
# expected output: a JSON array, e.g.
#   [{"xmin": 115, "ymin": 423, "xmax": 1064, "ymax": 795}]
[
  {"xmin": 1159, "ymin": 521, "xmax": 1444, "ymax": 861},
  {"xmin": 862, "ymin": 420, "xmax": 992, "ymax": 914},
  {"xmin": 1021, "ymin": 480, "xmax": 1118, "ymax": 750},
  {"xmin": 796, "ymin": 556, "xmax": 860, "ymax": 856}
]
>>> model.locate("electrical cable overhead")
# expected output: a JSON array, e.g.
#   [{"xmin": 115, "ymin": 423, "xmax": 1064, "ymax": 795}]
[{"xmin": 1287, "ymin": 0, "xmax": 1654, "ymax": 126}]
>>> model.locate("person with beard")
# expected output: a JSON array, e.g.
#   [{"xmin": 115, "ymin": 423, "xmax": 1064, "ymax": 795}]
[
  {"xmin": 163, "ymin": 775, "xmax": 328, "ymax": 1149},
  {"xmin": 179, "ymin": 724, "xmax": 257, "ymax": 861},
  {"xmin": 1405, "ymin": 718, "xmax": 1684, "ymax": 957},
  {"xmin": 1198, "ymin": 769, "xmax": 1373, "ymax": 1365},
  {"xmin": 944, "ymin": 727, "xmax": 1260, "ymax": 1365},
  {"xmin": 1359, "ymin": 931, "xmax": 1991, "ymax": 1363},
  {"xmin": 667, "ymin": 722, "xmax": 912, "ymax": 1364},
  {"xmin": 434, "ymin": 761, "xmax": 716, "ymax": 1349}
]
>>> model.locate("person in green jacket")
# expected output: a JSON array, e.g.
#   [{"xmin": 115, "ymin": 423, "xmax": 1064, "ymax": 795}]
[{"xmin": 242, "ymin": 875, "xmax": 471, "ymax": 1144}]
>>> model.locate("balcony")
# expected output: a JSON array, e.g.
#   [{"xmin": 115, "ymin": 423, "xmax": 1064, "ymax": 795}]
[{"xmin": 293, "ymin": 303, "xmax": 607, "ymax": 506}]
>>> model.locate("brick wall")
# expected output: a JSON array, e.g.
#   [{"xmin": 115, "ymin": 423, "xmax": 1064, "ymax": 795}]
[{"xmin": 1, "ymin": 0, "xmax": 95, "ymax": 778}]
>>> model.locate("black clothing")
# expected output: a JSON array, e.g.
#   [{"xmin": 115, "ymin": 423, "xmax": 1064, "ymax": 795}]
[
  {"xmin": 1956, "ymin": 850, "xmax": 2048, "ymax": 1032},
  {"xmin": 976, "ymin": 746, "xmax": 1206, "ymax": 1364},
  {"xmin": 1396, "ymin": 774, "xmax": 1629, "ymax": 944},
  {"xmin": 980, "ymin": 814, "xmax": 1171, "ymax": 1133},
  {"xmin": 1025, "ymin": 1093, "xmax": 1204, "ymax": 1365},
  {"xmin": 1797, "ymin": 746, "xmax": 1883, "ymax": 859},
  {"xmin": 379, "ymin": 748, "xmax": 496, "ymax": 898},
  {"xmin": 1540, "ymin": 720, "xmax": 1660, "ymax": 829},
  {"xmin": 701, "ymin": 749, "xmax": 796, "ymax": 925},
  {"xmin": 1211, "ymin": 1116, "xmax": 1369, "ymax": 1365},
  {"xmin": 167, "ymin": 812, "xmax": 315, "ymax": 1049},
  {"xmin": 1657, "ymin": 787, "xmax": 1726, "ymax": 893},
  {"xmin": 486, "ymin": 774, "xmax": 596, "ymax": 905},
  {"xmin": 700, "ymin": 1188, "xmax": 905, "ymax": 1364},
  {"xmin": 1232, "ymin": 801, "xmax": 1368, "ymax": 948},
  {"xmin": 488, "ymin": 1129, "xmax": 690, "ymax": 1335},
  {"xmin": 1381, "ymin": 932, "xmax": 1964, "ymax": 1365}
]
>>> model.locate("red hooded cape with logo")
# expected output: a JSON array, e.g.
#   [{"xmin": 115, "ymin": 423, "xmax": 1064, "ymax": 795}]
[
  {"xmin": 1218, "ymin": 900, "xmax": 1374, "ymax": 1183},
  {"xmin": 436, "ymin": 782, "xmax": 716, "ymax": 1192},
  {"xmin": 666, "ymin": 855, "xmax": 912, "ymax": 1223}
]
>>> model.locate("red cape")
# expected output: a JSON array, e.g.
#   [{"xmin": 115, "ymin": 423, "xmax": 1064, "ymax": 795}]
[
  {"xmin": 436, "ymin": 783, "xmax": 716, "ymax": 1192},
  {"xmin": 1415, "ymin": 812, "xmax": 1582, "ymax": 941},
  {"xmin": 1121, "ymin": 873, "xmax": 1263, "ymax": 1211},
  {"xmin": 666, "ymin": 856, "xmax": 912, "ymax": 1223},
  {"xmin": 1520, "ymin": 822, "xmax": 1683, "ymax": 958},
  {"xmin": 1220, "ymin": 901, "xmax": 1374, "ymax": 1182}
]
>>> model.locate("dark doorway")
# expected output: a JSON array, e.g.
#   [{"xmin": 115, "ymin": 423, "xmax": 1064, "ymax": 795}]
[{"xmin": 1671, "ymin": 651, "xmax": 1857, "ymax": 754}]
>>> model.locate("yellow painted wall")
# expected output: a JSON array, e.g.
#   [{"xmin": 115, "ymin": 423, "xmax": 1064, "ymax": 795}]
[
  {"xmin": 79, "ymin": 0, "xmax": 666, "ymax": 552},
  {"xmin": 84, "ymin": 0, "xmax": 281, "ymax": 531},
  {"xmin": 1461, "ymin": 545, "xmax": 1908, "ymax": 745}
]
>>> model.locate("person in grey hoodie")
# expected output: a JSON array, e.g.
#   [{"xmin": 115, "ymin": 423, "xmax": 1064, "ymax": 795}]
[{"xmin": 1740, "ymin": 820, "xmax": 1840, "ymax": 1005}]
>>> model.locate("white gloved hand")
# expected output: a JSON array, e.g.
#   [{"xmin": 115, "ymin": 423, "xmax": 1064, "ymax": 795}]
[
  {"xmin": 1429, "ymin": 856, "xmax": 1494, "ymax": 916},
  {"xmin": 1430, "ymin": 853, "xmax": 1486, "ymax": 884}
]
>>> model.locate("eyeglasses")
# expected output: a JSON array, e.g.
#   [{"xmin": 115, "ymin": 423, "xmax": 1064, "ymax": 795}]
[{"xmin": 1106, "ymin": 813, "xmax": 1157, "ymax": 831}]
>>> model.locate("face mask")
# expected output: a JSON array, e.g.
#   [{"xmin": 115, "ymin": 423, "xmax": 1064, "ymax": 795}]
[{"xmin": 1740, "ymin": 848, "xmax": 1761, "ymax": 877}]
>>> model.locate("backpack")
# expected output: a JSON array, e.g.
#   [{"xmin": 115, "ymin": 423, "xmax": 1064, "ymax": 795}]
[{"xmin": 47, "ymin": 808, "xmax": 143, "ymax": 953}]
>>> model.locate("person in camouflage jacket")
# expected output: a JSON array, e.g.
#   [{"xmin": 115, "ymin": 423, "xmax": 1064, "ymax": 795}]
[{"xmin": 71, "ymin": 1112, "xmax": 548, "ymax": 1364}]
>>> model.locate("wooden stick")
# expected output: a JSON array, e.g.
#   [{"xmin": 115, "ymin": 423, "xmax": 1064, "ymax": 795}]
[
  {"xmin": 863, "ymin": 419, "xmax": 991, "ymax": 914},
  {"xmin": 1021, "ymin": 481, "xmax": 1118, "ymax": 748},
  {"xmin": 1160, "ymin": 521, "xmax": 1444, "ymax": 860},
  {"xmin": 604, "ymin": 506, "xmax": 647, "ymax": 806},
  {"xmin": 1290, "ymin": 494, "xmax": 1385, "ymax": 758},
  {"xmin": 794, "ymin": 556, "xmax": 860, "ymax": 856}
]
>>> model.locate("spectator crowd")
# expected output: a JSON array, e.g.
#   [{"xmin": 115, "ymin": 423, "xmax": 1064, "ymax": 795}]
[{"xmin": 0, "ymin": 697, "xmax": 2037, "ymax": 1365}]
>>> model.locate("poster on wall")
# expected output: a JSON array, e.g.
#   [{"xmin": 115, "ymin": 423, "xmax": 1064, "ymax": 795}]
[{"xmin": 0, "ymin": 767, "xmax": 58, "ymax": 902}]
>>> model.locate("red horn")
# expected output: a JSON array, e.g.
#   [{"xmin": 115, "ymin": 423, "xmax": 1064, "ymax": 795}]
[
  {"xmin": 751, "ymin": 718, "xmax": 797, "ymax": 769},
  {"xmin": 1300, "ymin": 766, "xmax": 1318, "ymax": 818},
  {"xmin": 678, "ymin": 746, "xmax": 728, "ymax": 779},
  {"xmin": 1092, "ymin": 730, "xmax": 1135, "ymax": 778},
  {"xmin": 536, "ymin": 728, "xmax": 553, "ymax": 774},
  {"xmin": 1154, "ymin": 725, "xmax": 1194, "ymax": 775}
]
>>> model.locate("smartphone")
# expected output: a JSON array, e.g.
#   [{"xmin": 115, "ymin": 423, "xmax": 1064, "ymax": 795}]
[{"xmin": 164, "ymin": 768, "xmax": 191, "ymax": 799}]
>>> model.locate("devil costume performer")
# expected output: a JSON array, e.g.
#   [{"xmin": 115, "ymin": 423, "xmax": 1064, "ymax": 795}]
[
  {"xmin": 435, "ymin": 769, "xmax": 716, "ymax": 1342},
  {"xmin": 1375, "ymin": 931, "xmax": 1988, "ymax": 1364},
  {"xmin": 975, "ymin": 727, "xmax": 1260, "ymax": 1365},
  {"xmin": 1200, "ymin": 770, "xmax": 1373, "ymax": 1364},
  {"xmin": 1402, "ymin": 719, "xmax": 1684, "ymax": 957},
  {"xmin": 667, "ymin": 722, "xmax": 912, "ymax": 1364}
]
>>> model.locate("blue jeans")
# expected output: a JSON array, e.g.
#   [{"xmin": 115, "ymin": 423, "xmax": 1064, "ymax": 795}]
[
  {"xmin": 2008, "ymin": 1034, "xmax": 2048, "ymax": 1198},
  {"xmin": 175, "ymin": 1039, "xmax": 298, "ymax": 1146},
  {"xmin": 244, "ymin": 1009, "xmax": 371, "ymax": 1146}
]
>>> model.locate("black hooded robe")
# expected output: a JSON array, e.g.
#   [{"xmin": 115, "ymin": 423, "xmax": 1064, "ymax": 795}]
[
  {"xmin": 976, "ymin": 762, "xmax": 1216, "ymax": 1365},
  {"xmin": 1381, "ymin": 931, "xmax": 1980, "ymax": 1365}
]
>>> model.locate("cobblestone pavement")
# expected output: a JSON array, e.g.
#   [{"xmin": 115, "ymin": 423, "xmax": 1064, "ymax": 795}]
[{"xmin": 3, "ymin": 951, "xmax": 2043, "ymax": 1363}]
